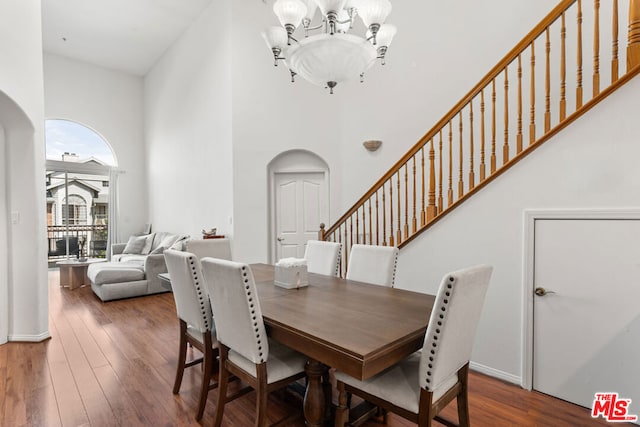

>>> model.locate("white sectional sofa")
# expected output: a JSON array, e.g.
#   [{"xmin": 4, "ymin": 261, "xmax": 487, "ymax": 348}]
[{"xmin": 87, "ymin": 231, "xmax": 188, "ymax": 301}]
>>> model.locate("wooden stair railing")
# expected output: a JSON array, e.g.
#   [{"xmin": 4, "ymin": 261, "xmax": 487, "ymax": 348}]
[{"xmin": 320, "ymin": 0, "xmax": 640, "ymax": 277}]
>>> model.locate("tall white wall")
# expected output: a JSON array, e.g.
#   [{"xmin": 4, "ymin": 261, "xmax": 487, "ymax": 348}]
[
  {"xmin": 144, "ymin": 1, "xmax": 234, "ymax": 241},
  {"xmin": 396, "ymin": 75, "xmax": 640, "ymax": 382},
  {"xmin": 44, "ymin": 54, "xmax": 146, "ymax": 240},
  {"xmin": 229, "ymin": 0, "xmax": 559, "ymax": 263},
  {"xmin": 230, "ymin": 2, "xmax": 346, "ymax": 262},
  {"xmin": 0, "ymin": 0, "xmax": 47, "ymax": 342}
]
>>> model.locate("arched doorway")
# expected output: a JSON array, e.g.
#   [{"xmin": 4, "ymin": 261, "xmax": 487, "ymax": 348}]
[
  {"xmin": 0, "ymin": 90, "xmax": 39, "ymax": 345},
  {"xmin": 45, "ymin": 119, "xmax": 117, "ymax": 262},
  {"xmin": 268, "ymin": 150, "xmax": 330, "ymax": 263}
]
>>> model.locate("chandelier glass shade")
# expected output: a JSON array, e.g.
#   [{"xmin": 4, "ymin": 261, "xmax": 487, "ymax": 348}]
[{"xmin": 262, "ymin": 0, "xmax": 396, "ymax": 93}]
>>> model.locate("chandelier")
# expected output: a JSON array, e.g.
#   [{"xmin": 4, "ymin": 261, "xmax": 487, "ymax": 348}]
[{"xmin": 262, "ymin": 0, "xmax": 396, "ymax": 94}]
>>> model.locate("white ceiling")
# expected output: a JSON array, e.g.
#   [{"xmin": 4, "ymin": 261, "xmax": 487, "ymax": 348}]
[{"xmin": 42, "ymin": 0, "xmax": 213, "ymax": 76}]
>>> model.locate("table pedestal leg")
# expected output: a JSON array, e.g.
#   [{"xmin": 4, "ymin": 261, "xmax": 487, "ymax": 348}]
[
  {"xmin": 59, "ymin": 265, "xmax": 70, "ymax": 287},
  {"xmin": 304, "ymin": 359, "xmax": 327, "ymax": 427}
]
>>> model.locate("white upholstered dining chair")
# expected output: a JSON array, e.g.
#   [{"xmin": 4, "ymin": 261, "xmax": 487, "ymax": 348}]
[
  {"xmin": 185, "ymin": 238, "xmax": 232, "ymax": 261},
  {"xmin": 164, "ymin": 249, "xmax": 218, "ymax": 421},
  {"xmin": 346, "ymin": 244, "xmax": 399, "ymax": 287},
  {"xmin": 201, "ymin": 258, "xmax": 307, "ymax": 427},
  {"xmin": 335, "ymin": 264, "xmax": 493, "ymax": 427},
  {"xmin": 304, "ymin": 240, "xmax": 342, "ymax": 276}
]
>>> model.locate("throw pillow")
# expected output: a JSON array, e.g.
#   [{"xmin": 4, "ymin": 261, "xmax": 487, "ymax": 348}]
[
  {"xmin": 123, "ymin": 235, "xmax": 147, "ymax": 254},
  {"xmin": 159, "ymin": 234, "xmax": 179, "ymax": 249},
  {"xmin": 149, "ymin": 245, "xmax": 165, "ymax": 255},
  {"xmin": 141, "ymin": 233, "xmax": 155, "ymax": 255},
  {"xmin": 169, "ymin": 235, "xmax": 190, "ymax": 251}
]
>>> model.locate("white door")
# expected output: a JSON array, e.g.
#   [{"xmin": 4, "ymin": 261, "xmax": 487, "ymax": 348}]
[
  {"xmin": 533, "ymin": 219, "xmax": 640, "ymax": 420},
  {"xmin": 274, "ymin": 172, "xmax": 327, "ymax": 261}
]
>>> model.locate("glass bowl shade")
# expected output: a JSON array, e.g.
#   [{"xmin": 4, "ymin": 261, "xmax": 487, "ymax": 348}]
[{"xmin": 286, "ymin": 33, "xmax": 377, "ymax": 87}]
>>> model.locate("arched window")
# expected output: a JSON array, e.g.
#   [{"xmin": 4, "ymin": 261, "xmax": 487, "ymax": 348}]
[
  {"xmin": 45, "ymin": 119, "xmax": 116, "ymax": 165},
  {"xmin": 45, "ymin": 119, "xmax": 117, "ymax": 260},
  {"xmin": 62, "ymin": 195, "xmax": 87, "ymax": 225}
]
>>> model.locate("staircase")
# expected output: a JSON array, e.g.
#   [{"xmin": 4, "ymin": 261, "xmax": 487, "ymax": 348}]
[{"xmin": 322, "ymin": 0, "xmax": 640, "ymax": 277}]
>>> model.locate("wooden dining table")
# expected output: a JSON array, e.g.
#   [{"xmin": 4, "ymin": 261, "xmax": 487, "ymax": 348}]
[{"xmin": 249, "ymin": 263, "xmax": 435, "ymax": 427}]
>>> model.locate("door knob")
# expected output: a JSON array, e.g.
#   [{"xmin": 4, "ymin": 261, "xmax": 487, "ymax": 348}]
[
  {"xmin": 276, "ymin": 237, "xmax": 284, "ymax": 242},
  {"xmin": 534, "ymin": 287, "xmax": 556, "ymax": 297}
]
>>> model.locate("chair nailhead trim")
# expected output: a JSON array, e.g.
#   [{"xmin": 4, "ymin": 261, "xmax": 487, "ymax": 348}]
[
  {"xmin": 242, "ymin": 266, "xmax": 266, "ymax": 363},
  {"xmin": 187, "ymin": 255, "xmax": 211, "ymax": 331},
  {"xmin": 424, "ymin": 274, "xmax": 456, "ymax": 387}
]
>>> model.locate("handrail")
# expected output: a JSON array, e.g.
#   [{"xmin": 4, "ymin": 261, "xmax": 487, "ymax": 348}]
[{"xmin": 322, "ymin": 0, "xmax": 640, "ymax": 277}]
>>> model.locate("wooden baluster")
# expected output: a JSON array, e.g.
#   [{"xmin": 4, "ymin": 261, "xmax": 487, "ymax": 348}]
[
  {"xmin": 469, "ymin": 100, "xmax": 475, "ymax": 190},
  {"xmin": 517, "ymin": 54, "xmax": 523, "ymax": 154},
  {"xmin": 612, "ymin": 0, "xmax": 619, "ymax": 82},
  {"xmin": 343, "ymin": 223, "xmax": 348, "ymax": 272},
  {"xmin": 593, "ymin": 0, "xmax": 600, "ymax": 96},
  {"xmin": 389, "ymin": 179, "xmax": 394, "ymax": 247},
  {"xmin": 381, "ymin": 185, "xmax": 386, "ymax": 246},
  {"xmin": 421, "ymin": 147, "xmax": 426, "ymax": 226},
  {"xmin": 629, "ymin": 0, "xmax": 640, "ymax": 70},
  {"xmin": 355, "ymin": 209, "xmax": 359, "ymax": 245},
  {"xmin": 458, "ymin": 112, "xmax": 464, "ymax": 198},
  {"xmin": 337, "ymin": 227, "xmax": 342, "ymax": 276},
  {"xmin": 362, "ymin": 203, "xmax": 366, "ymax": 244},
  {"xmin": 403, "ymin": 165, "xmax": 409, "ymax": 240},
  {"xmin": 503, "ymin": 67, "xmax": 510, "ymax": 164},
  {"xmin": 368, "ymin": 198, "xmax": 372, "ymax": 246},
  {"xmin": 438, "ymin": 131, "xmax": 444, "ymax": 213},
  {"xmin": 577, "ymin": 0, "xmax": 584, "ymax": 108},
  {"xmin": 491, "ymin": 79, "xmax": 497, "ymax": 172},
  {"xmin": 560, "ymin": 12, "xmax": 567, "ymax": 121},
  {"xmin": 369, "ymin": 196, "xmax": 374, "ymax": 245},
  {"xmin": 480, "ymin": 90, "xmax": 486, "ymax": 180},
  {"xmin": 545, "ymin": 27, "xmax": 551, "ymax": 133},
  {"xmin": 530, "ymin": 41, "xmax": 536, "ymax": 144},
  {"xmin": 349, "ymin": 216, "xmax": 353, "ymax": 253},
  {"xmin": 448, "ymin": 122, "xmax": 454, "ymax": 207},
  {"xmin": 412, "ymin": 156, "xmax": 417, "ymax": 233},
  {"xmin": 397, "ymin": 171, "xmax": 402, "ymax": 245},
  {"xmin": 427, "ymin": 139, "xmax": 437, "ymax": 221},
  {"xmin": 375, "ymin": 191, "xmax": 380, "ymax": 246}
]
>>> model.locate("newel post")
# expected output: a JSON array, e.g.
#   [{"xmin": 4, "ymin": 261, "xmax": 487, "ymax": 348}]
[
  {"xmin": 318, "ymin": 223, "xmax": 325, "ymax": 241},
  {"xmin": 629, "ymin": 0, "xmax": 640, "ymax": 70}
]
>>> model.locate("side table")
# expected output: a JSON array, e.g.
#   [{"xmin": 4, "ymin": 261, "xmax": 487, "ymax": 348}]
[{"xmin": 57, "ymin": 258, "xmax": 106, "ymax": 290}]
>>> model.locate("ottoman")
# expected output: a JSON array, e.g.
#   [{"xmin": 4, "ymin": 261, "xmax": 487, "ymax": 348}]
[{"xmin": 87, "ymin": 262, "xmax": 147, "ymax": 301}]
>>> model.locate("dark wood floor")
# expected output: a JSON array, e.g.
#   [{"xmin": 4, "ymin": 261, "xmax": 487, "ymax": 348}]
[{"xmin": 0, "ymin": 270, "xmax": 627, "ymax": 426}]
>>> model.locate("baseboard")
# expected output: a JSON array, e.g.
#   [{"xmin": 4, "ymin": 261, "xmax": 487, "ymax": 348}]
[
  {"xmin": 8, "ymin": 331, "xmax": 51, "ymax": 342},
  {"xmin": 470, "ymin": 361, "xmax": 521, "ymax": 386}
]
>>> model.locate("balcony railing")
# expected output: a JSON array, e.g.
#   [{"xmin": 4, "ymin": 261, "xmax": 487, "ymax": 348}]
[{"xmin": 47, "ymin": 224, "xmax": 108, "ymax": 261}]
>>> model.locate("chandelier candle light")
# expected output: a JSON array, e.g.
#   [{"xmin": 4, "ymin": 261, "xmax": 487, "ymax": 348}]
[{"xmin": 262, "ymin": 0, "xmax": 396, "ymax": 94}]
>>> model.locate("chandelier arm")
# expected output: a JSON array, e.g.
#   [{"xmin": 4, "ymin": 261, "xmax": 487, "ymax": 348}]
[{"xmin": 304, "ymin": 23, "xmax": 325, "ymax": 32}]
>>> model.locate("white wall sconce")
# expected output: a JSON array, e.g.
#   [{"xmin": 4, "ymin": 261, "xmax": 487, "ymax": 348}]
[{"xmin": 363, "ymin": 140, "xmax": 382, "ymax": 152}]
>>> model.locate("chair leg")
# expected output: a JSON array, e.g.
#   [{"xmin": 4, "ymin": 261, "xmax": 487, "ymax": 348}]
[
  {"xmin": 173, "ymin": 321, "xmax": 188, "ymax": 394},
  {"xmin": 213, "ymin": 347, "xmax": 230, "ymax": 427},
  {"xmin": 195, "ymin": 335, "xmax": 214, "ymax": 421},
  {"xmin": 457, "ymin": 364, "xmax": 470, "ymax": 427},
  {"xmin": 457, "ymin": 393, "xmax": 470, "ymax": 427},
  {"xmin": 335, "ymin": 381, "xmax": 348, "ymax": 427},
  {"xmin": 255, "ymin": 363, "xmax": 268, "ymax": 427}
]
